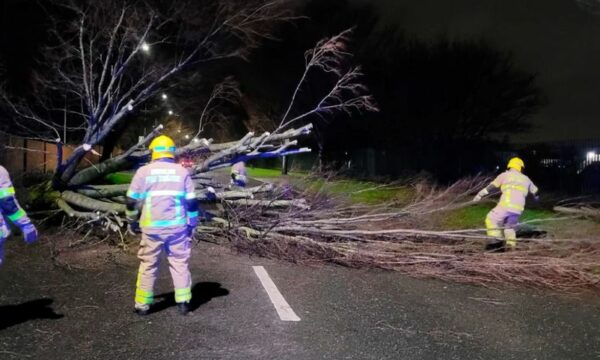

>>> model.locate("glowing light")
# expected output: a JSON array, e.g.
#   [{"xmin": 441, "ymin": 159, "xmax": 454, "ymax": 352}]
[
  {"xmin": 587, "ymin": 151, "xmax": 597, "ymax": 161},
  {"xmin": 168, "ymin": 110, "xmax": 173, "ymax": 115},
  {"xmin": 141, "ymin": 42, "xmax": 150, "ymax": 53},
  {"xmin": 161, "ymin": 93, "xmax": 168, "ymax": 100}
]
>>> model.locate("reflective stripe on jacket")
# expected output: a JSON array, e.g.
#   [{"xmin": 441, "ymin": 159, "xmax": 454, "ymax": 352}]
[
  {"xmin": 491, "ymin": 169, "xmax": 538, "ymax": 214},
  {"xmin": 127, "ymin": 161, "xmax": 196, "ymax": 235}
]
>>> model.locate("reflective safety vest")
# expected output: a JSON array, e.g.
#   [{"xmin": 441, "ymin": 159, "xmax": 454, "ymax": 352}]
[
  {"xmin": 127, "ymin": 161, "xmax": 196, "ymax": 235},
  {"xmin": 491, "ymin": 169, "xmax": 538, "ymax": 214}
]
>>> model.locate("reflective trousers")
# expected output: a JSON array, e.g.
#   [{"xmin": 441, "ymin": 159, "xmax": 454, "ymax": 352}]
[
  {"xmin": 485, "ymin": 207, "xmax": 520, "ymax": 248},
  {"xmin": 135, "ymin": 230, "xmax": 192, "ymax": 306}
]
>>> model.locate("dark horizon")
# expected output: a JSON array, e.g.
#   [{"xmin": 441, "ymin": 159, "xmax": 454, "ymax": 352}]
[
  {"xmin": 351, "ymin": 0, "xmax": 600, "ymax": 142},
  {"xmin": 2, "ymin": 0, "xmax": 600, "ymax": 143}
]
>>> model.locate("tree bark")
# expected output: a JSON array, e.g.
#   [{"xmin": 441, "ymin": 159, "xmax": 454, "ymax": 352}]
[{"xmin": 61, "ymin": 191, "xmax": 126, "ymax": 214}]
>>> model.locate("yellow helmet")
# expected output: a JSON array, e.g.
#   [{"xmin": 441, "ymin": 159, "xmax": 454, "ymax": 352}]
[
  {"xmin": 507, "ymin": 157, "xmax": 525, "ymax": 172},
  {"xmin": 149, "ymin": 135, "xmax": 176, "ymax": 161}
]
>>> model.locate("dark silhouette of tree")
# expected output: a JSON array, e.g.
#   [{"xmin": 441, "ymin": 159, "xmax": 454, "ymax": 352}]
[
  {"xmin": 240, "ymin": 0, "xmax": 544, "ymax": 180},
  {"xmin": 359, "ymin": 32, "xmax": 543, "ymax": 179},
  {"xmin": 575, "ymin": 0, "xmax": 600, "ymax": 14}
]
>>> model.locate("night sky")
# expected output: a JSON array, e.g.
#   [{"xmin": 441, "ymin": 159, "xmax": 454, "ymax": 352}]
[
  {"xmin": 352, "ymin": 0, "xmax": 600, "ymax": 142},
  {"xmin": 1, "ymin": 0, "xmax": 600, "ymax": 142},
  {"xmin": 0, "ymin": 0, "xmax": 46, "ymax": 94}
]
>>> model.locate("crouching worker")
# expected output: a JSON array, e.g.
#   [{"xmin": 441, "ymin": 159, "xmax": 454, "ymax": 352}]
[
  {"xmin": 0, "ymin": 165, "xmax": 38, "ymax": 266},
  {"xmin": 126, "ymin": 135, "xmax": 199, "ymax": 316},
  {"xmin": 473, "ymin": 157, "xmax": 538, "ymax": 250},
  {"xmin": 230, "ymin": 161, "xmax": 247, "ymax": 188}
]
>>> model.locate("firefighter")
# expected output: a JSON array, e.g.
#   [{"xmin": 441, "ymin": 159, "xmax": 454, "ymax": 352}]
[
  {"xmin": 126, "ymin": 135, "xmax": 199, "ymax": 316},
  {"xmin": 0, "ymin": 165, "xmax": 38, "ymax": 265},
  {"xmin": 473, "ymin": 157, "xmax": 539, "ymax": 249},
  {"xmin": 230, "ymin": 161, "xmax": 247, "ymax": 188}
]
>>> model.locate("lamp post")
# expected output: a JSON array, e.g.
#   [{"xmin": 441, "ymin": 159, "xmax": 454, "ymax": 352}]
[{"xmin": 140, "ymin": 41, "xmax": 150, "ymax": 133}]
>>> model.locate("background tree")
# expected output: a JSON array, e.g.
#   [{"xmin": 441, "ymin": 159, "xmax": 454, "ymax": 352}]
[
  {"xmin": 0, "ymin": 0, "xmax": 377, "ymax": 233},
  {"xmin": 363, "ymin": 34, "xmax": 543, "ymax": 180},
  {"xmin": 575, "ymin": 0, "xmax": 600, "ymax": 14},
  {"xmin": 1, "ymin": 0, "xmax": 295, "ymax": 186},
  {"xmin": 238, "ymin": 0, "xmax": 543, "ymax": 180}
]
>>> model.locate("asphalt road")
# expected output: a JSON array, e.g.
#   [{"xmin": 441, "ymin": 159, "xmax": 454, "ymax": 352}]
[{"xmin": 0, "ymin": 239, "xmax": 599, "ymax": 360}]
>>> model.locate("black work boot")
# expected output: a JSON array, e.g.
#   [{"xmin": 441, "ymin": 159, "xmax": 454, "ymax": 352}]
[
  {"xmin": 134, "ymin": 304, "xmax": 150, "ymax": 316},
  {"xmin": 485, "ymin": 240, "xmax": 505, "ymax": 252},
  {"xmin": 177, "ymin": 302, "xmax": 190, "ymax": 316}
]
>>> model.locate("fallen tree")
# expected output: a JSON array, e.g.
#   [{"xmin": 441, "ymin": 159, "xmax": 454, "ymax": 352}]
[
  {"xmin": 207, "ymin": 176, "xmax": 600, "ymax": 292},
  {"xmin": 1, "ymin": 1, "xmax": 377, "ymax": 234},
  {"xmin": 5, "ymin": 1, "xmax": 598, "ymax": 293},
  {"xmin": 554, "ymin": 205, "xmax": 600, "ymax": 220}
]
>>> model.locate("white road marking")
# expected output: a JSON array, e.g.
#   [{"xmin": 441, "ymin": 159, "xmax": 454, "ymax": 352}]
[{"xmin": 253, "ymin": 266, "xmax": 301, "ymax": 322}]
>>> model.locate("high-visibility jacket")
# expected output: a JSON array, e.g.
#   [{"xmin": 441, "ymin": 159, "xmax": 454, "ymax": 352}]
[
  {"xmin": 489, "ymin": 169, "xmax": 538, "ymax": 214},
  {"xmin": 0, "ymin": 165, "xmax": 32, "ymax": 239},
  {"xmin": 126, "ymin": 159, "xmax": 198, "ymax": 235}
]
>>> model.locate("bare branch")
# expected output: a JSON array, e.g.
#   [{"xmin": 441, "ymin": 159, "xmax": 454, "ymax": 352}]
[
  {"xmin": 195, "ymin": 77, "xmax": 241, "ymax": 138},
  {"xmin": 274, "ymin": 29, "xmax": 378, "ymax": 137},
  {"xmin": 2, "ymin": 0, "xmax": 296, "ymax": 184}
]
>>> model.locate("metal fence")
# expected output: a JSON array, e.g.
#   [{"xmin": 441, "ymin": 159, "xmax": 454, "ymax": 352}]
[
  {"xmin": 336, "ymin": 139, "xmax": 600, "ymax": 194},
  {"xmin": 514, "ymin": 139, "xmax": 600, "ymax": 194}
]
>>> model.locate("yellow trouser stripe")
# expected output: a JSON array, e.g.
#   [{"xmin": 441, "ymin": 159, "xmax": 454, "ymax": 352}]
[
  {"xmin": 8, "ymin": 209, "xmax": 26, "ymax": 222},
  {"xmin": 485, "ymin": 216, "xmax": 502, "ymax": 237},
  {"xmin": 135, "ymin": 270, "xmax": 154, "ymax": 304},
  {"xmin": 135, "ymin": 288, "xmax": 154, "ymax": 305},
  {"xmin": 504, "ymin": 229, "xmax": 517, "ymax": 247},
  {"xmin": 174, "ymin": 287, "xmax": 192, "ymax": 303}
]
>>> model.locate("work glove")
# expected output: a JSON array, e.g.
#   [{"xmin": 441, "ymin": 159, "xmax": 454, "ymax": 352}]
[
  {"xmin": 187, "ymin": 215, "xmax": 199, "ymax": 237},
  {"xmin": 21, "ymin": 223, "xmax": 38, "ymax": 244},
  {"xmin": 473, "ymin": 189, "xmax": 488, "ymax": 202},
  {"xmin": 206, "ymin": 186, "xmax": 217, "ymax": 201},
  {"xmin": 128, "ymin": 221, "xmax": 141, "ymax": 235},
  {"xmin": 187, "ymin": 225, "xmax": 196, "ymax": 238}
]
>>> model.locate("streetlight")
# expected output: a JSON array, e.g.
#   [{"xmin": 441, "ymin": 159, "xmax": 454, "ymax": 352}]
[
  {"xmin": 161, "ymin": 93, "xmax": 168, "ymax": 100},
  {"xmin": 185, "ymin": 134, "xmax": 190, "ymax": 140},
  {"xmin": 141, "ymin": 42, "xmax": 150, "ymax": 53},
  {"xmin": 587, "ymin": 151, "xmax": 597, "ymax": 161},
  {"xmin": 168, "ymin": 110, "xmax": 173, "ymax": 115}
]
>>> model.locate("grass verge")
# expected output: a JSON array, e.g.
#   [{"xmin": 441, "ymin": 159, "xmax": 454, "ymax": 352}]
[{"xmin": 441, "ymin": 204, "xmax": 556, "ymax": 230}]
